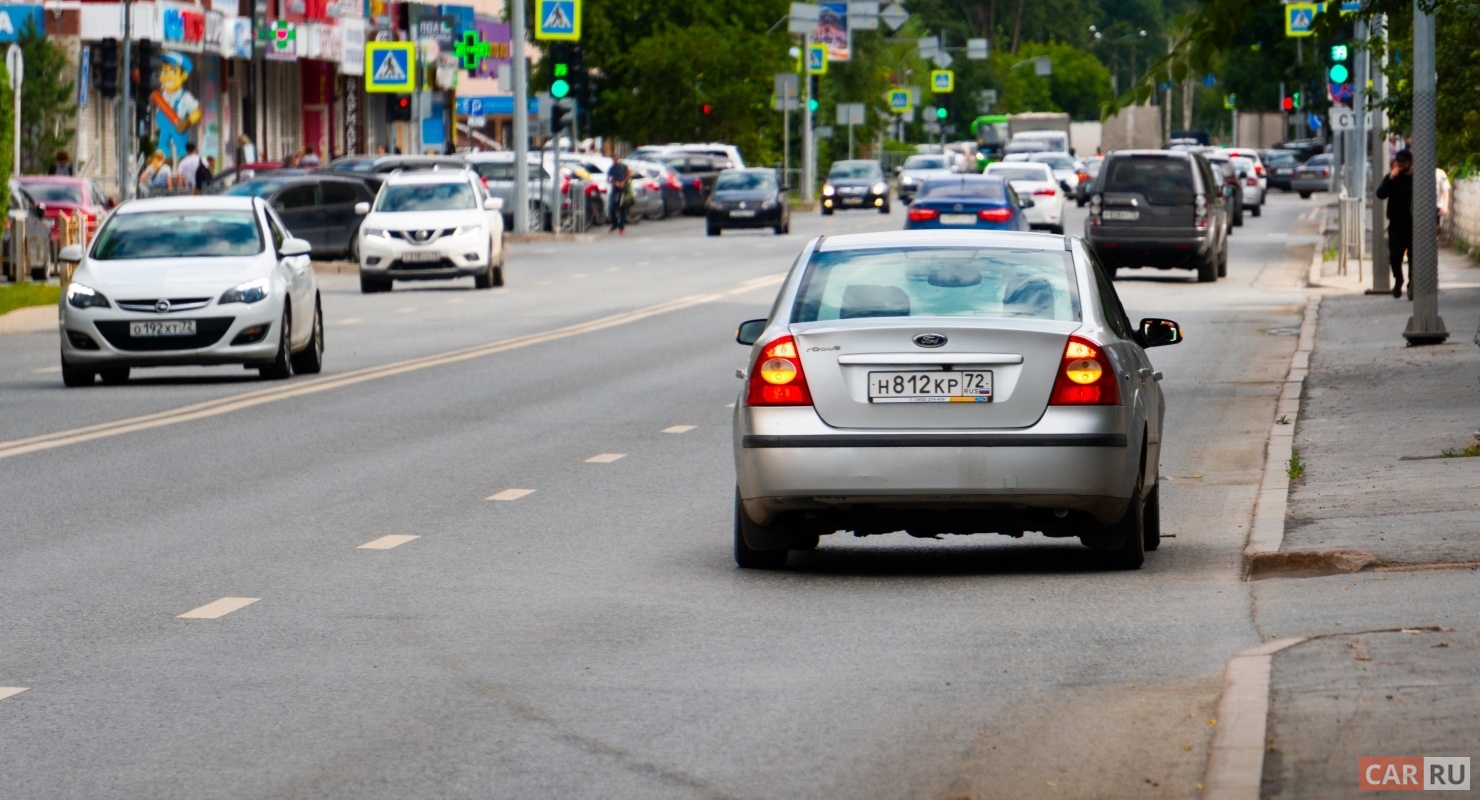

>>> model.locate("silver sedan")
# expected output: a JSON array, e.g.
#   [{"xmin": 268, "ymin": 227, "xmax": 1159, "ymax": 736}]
[{"xmin": 731, "ymin": 230, "xmax": 1183, "ymax": 569}]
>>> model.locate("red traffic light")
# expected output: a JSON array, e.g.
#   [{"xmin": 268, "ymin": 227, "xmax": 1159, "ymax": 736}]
[
  {"xmin": 1282, "ymin": 96, "xmax": 1294, "ymax": 112},
  {"xmin": 397, "ymin": 97, "xmax": 409, "ymax": 109},
  {"xmin": 702, "ymin": 103, "xmax": 712, "ymax": 115}
]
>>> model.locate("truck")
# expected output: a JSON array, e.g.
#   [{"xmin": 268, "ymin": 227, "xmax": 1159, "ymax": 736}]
[{"xmin": 1007, "ymin": 112, "xmax": 1074, "ymax": 156}]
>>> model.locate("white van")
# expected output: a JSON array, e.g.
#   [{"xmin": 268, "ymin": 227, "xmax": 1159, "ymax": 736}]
[{"xmin": 1011, "ymin": 130, "xmax": 1072, "ymax": 156}]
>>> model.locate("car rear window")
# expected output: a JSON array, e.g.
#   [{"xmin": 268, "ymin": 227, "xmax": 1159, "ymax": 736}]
[
  {"xmin": 1100, "ymin": 158, "xmax": 1195, "ymax": 205},
  {"xmin": 987, "ymin": 165, "xmax": 1052, "ymax": 182},
  {"xmin": 917, "ymin": 179, "xmax": 1006, "ymax": 201},
  {"xmin": 793, "ymin": 248, "xmax": 1080, "ymax": 323}
]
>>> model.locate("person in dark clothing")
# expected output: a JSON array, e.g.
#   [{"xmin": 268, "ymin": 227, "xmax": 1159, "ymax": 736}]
[
  {"xmin": 48, "ymin": 150, "xmax": 74, "ymax": 175},
  {"xmin": 1375, "ymin": 149, "xmax": 1414, "ymax": 298},
  {"xmin": 607, "ymin": 160, "xmax": 631, "ymax": 233}
]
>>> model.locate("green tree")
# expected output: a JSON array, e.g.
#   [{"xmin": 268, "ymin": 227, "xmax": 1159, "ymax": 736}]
[{"xmin": 17, "ymin": 22, "xmax": 76, "ymax": 174}]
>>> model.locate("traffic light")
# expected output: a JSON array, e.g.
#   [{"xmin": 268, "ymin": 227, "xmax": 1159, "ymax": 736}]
[
  {"xmin": 701, "ymin": 103, "xmax": 712, "ymax": 115},
  {"xmin": 95, "ymin": 38, "xmax": 118, "ymax": 98},
  {"xmin": 549, "ymin": 41, "xmax": 571, "ymax": 100},
  {"xmin": 387, "ymin": 95, "xmax": 412, "ymax": 123},
  {"xmin": 551, "ymin": 99, "xmax": 571, "ymax": 133},
  {"xmin": 937, "ymin": 94, "xmax": 953, "ymax": 120},
  {"xmin": 1293, "ymin": 91, "xmax": 1302, "ymax": 110},
  {"xmin": 1282, "ymin": 95, "xmax": 1294, "ymax": 112}
]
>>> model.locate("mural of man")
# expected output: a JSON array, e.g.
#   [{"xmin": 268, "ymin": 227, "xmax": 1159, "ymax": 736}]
[{"xmin": 152, "ymin": 51, "xmax": 201, "ymax": 163}]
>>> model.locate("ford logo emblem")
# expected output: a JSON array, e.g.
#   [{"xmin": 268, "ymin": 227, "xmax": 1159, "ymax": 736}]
[
  {"xmin": 155, "ymin": 299, "xmax": 171, "ymax": 314},
  {"xmin": 913, "ymin": 333, "xmax": 947, "ymax": 348}
]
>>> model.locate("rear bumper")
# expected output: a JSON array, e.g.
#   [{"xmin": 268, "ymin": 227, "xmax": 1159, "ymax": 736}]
[
  {"xmin": 734, "ymin": 405, "xmax": 1139, "ymax": 526},
  {"xmin": 707, "ymin": 208, "xmax": 784, "ymax": 228},
  {"xmin": 1087, "ymin": 230, "xmax": 1212, "ymax": 268},
  {"xmin": 1289, "ymin": 179, "xmax": 1328, "ymax": 194}
]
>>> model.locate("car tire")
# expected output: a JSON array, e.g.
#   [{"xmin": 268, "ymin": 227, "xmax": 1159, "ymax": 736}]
[
  {"xmin": 289, "ymin": 297, "xmax": 324, "ymax": 375},
  {"xmin": 492, "ymin": 259, "xmax": 506, "ymax": 287},
  {"xmin": 1217, "ymin": 244, "xmax": 1228, "ymax": 278},
  {"xmin": 1234, "ymin": 206, "xmax": 1245, "ymax": 227},
  {"xmin": 1299, "ymin": 191, "xmax": 1312, "ymax": 199},
  {"xmin": 734, "ymin": 491, "xmax": 790, "ymax": 570},
  {"xmin": 706, "ymin": 223, "xmax": 721, "ymax": 236},
  {"xmin": 1197, "ymin": 250, "xmax": 1218, "ymax": 283},
  {"xmin": 259, "ymin": 307, "xmax": 293, "ymax": 380},
  {"xmin": 474, "ymin": 253, "xmax": 496, "ymax": 290},
  {"xmin": 1252, "ymin": 203, "xmax": 1262, "ymax": 217},
  {"xmin": 773, "ymin": 223, "xmax": 785, "ymax": 235},
  {"xmin": 359, "ymin": 274, "xmax": 391, "ymax": 293},
  {"xmin": 879, "ymin": 202, "xmax": 891, "ymax": 215},
  {"xmin": 1143, "ymin": 485, "xmax": 1162, "ymax": 552},
  {"xmin": 821, "ymin": 206, "xmax": 833, "ymax": 216},
  {"xmin": 1076, "ymin": 198, "xmax": 1086, "ymax": 208},
  {"xmin": 1105, "ymin": 262, "xmax": 1119, "ymax": 281},
  {"xmin": 1093, "ymin": 465, "xmax": 1146, "ymax": 570},
  {"xmin": 61, "ymin": 354, "xmax": 95, "ymax": 387},
  {"xmin": 1049, "ymin": 224, "xmax": 1064, "ymax": 235},
  {"xmin": 98, "ymin": 367, "xmax": 130, "ymax": 385}
]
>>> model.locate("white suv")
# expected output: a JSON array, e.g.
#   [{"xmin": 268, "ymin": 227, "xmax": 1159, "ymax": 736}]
[{"xmin": 354, "ymin": 169, "xmax": 505, "ymax": 293}]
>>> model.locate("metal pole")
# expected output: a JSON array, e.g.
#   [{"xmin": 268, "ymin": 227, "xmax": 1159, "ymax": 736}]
[
  {"xmin": 511, "ymin": 0, "xmax": 530, "ymax": 234},
  {"xmin": 551, "ymin": 121, "xmax": 561, "ymax": 234},
  {"xmin": 783, "ymin": 102, "xmax": 789, "ymax": 189},
  {"xmin": 119, "ymin": 0, "xmax": 133, "ymax": 200},
  {"xmin": 848, "ymin": 121, "xmax": 853, "ymax": 160},
  {"xmin": 1404, "ymin": 0, "xmax": 1447, "ymax": 343},
  {"xmin": 802, "ymin": 36, "xmax": 814, "ymax": 203},
  {"xmin": 1369, "ymin": 14, "xmax": 1391, "ymax": 293}
]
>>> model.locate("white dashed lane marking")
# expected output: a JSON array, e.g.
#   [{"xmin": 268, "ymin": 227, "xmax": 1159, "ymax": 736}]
[
  {"xmin": 487, "ymin": 488, "xmax": 536, "ymax": 501},
  {"xmin": 0, "ymin": 687, "xmax": 28, "ymax": 702},
  {"xmin": 338, "ymin": 318, "xmax": 362, "ymax": 326},
  {"xmin": 585, "ymin": 453, "xmax": 626, "ymax": 463},
  {"xmin": 573, "ymin": 273, "xmax": 589, "ymax": 279},
  {"xmin": 662, "ymin": 425, "xmax": 696, "ymax": 434},
  {"xmin": 32, "ymin": 366, "xmax": 61, "ymax": 374},
  {"xmin": 395, "ymin": 307, "xmax": 417, "ymax": 314},
  {"xmin": 177, "ymin": 597, "xmax": 260, "ymax": 619},
  {"xmin": 358, "ymin": 535, "xmax": 419, "ymax": 550},
  {"xmin": 725, "ymin": 402, "xmax": 736, "ymax": 408}
]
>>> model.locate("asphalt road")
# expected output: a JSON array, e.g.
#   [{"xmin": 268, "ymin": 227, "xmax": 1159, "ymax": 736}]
[{"xmin": 0, "ymin": 193, "xmax": 1325, "ymax": 798}]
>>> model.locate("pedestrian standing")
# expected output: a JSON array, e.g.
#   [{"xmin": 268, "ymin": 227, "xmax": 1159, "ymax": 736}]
[
  {"xmin": 1375, "ymin": 149, "xmax": 1414, "ymax": 299},
  {"xmin": 139, "ymin": 150, "xmax": 172, "ymax": 198},
  {"xmin": 607, "ymin": 160, "xmax": 631, "ymax": 234},
  {"xmin": 300, "ymin": 145, "xmax": 321, "ymax": 167},
  {"xmin": 176, "ymin": 142, "xmax": 203, "ymax": 194},
  {"xmin": 48, "ymin": 150, "xmax": 74, "ymax": 175},
  {"xmin": 235, "ymin": 134, "xmax": 257, "ymax": 166}
]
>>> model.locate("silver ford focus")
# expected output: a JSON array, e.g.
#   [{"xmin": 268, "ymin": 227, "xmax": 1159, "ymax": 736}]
[{"xmin": 732, "ymin": 230, "xmax": 1183, "ymax": 570}]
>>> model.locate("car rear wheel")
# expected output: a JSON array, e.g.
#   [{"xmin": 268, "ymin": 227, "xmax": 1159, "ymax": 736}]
[
  {"xmin": 1143, "ymin": 485, "xmax": 1162, "ymax": 551},
  {"xmin": 733, "ymin": 491, "xmax": 791, "ymax": 570},
  {"xmin": 1197, "ymin": 250, "xmax": 1218, "ymax": 283},
  {"xmin": 1091, "ymin": 467, "xmax": 1146, "ymax": 570},
  {"xmin": 1217, "ymin": 244, "xmax": 1228, "ymax": 278},
  {"xmin": 259, "ymin": 307, "xmax": 293, "ymax": 380},
  {"xmin": 98, "ymin": 367, "xmax": 130, "ymax": 385},
  {"xmin": 1252, "ymin": 203, "xmax": 1262, "ymax": 217},
  {"xmin": 1048, "ymin": 224, "xmax": 1064, "ymax": 235},
  {"xmin": 289, "ymin": 297, "xmax": 323, "ymax": 375},
  {"xmin": 1298, "ymin": 191, "xmax": 1311, "ymax": 199}
]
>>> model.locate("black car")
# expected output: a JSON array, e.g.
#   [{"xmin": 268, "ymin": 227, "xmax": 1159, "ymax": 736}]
[
  {"xmin": 705, "ymin": 169, "xmax": 789, "ymax": 236},
  {"xmin": 1085, "ymin": 149, "xmax": 1230, "ymax": 283},
  {"xmin": 224, "ymin": 174, "xmax": 377, "ymax": 259},
  {"xmin": 1259, "ymin": 149, "xmax": 1301, "ymax": 191},
  {"xmin": 323, "ymin": 155, "xmax": 468, "ymax": 193},
  {"xmin": 821, "ymin": 159, "xmax": 890, "ymax": 214},
  {"xmin": 660, "ymin": 153, "xmax": 726, "ymax": 214}
]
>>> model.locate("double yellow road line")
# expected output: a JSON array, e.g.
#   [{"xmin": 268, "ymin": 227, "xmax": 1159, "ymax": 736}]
[{"xmin": 0, "ymin": 274, "xmax": 783, "ymax": 461}]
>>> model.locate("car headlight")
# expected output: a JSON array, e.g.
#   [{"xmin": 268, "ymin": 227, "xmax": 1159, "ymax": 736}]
[
  {"xmin": 761, "ymin": 199, "xmax": 777, "ymax": 210},
  {"xmin": 362, "ymin": 228, "xmax": 388, "ymax": 238},
  {"xmin": 901, "ymin": 176, "xmax": 916, "ymax": 185},
  {"xmin": 219, "ymin": 277, "xmax": 270, "ymax": 305},
  {"xmin": 871, "ymin": 182, "xmax": 888, "ymax": 195},
  {"xmin": 452, "ymin": 224, "xmax": 485, "ymax": 236},
  {"xmin": 66, "ymin": 282, "xmax": 110, "ymax": 309},
  {"xmin": 822, "ymin": 185, "xmax": 835, "ymax": 197}
]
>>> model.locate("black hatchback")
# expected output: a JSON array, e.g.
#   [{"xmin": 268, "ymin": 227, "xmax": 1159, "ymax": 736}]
[
  {"xmin": 224, "ymin": 174, "xmax": 376, "ymax": 259},
  {"xmin": 1085, "ymin": 150, "xmax": 1230, "ymax": 283},
  {"xmin": 705, "ymin": 169, "xmax": 789, "ymax": 236}
]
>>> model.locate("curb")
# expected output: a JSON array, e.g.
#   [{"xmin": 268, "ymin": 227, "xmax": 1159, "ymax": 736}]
[{"xmin": 1202, "ymin": 637, "xmax": 1309, "ymax": 800}]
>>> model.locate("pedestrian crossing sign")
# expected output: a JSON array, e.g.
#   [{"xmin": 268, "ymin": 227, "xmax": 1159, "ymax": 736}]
[
  {"xmin": 365, "ymin": 42, "xmax": 416, "ymax": 93},
  {"xmin": 536, "ymin": 0, "xmax": 580, "ymax": 41},
  {"xmin": 887, "ymin": 89, "xmax": 911, "ymax": 113},
  {"xmin": 1285, "ymin": 3, "xmax": 1318, "ymax": 37},
  {"xmin": 807, "ymin": 43, "xmax": 828, "ymax": 75}
]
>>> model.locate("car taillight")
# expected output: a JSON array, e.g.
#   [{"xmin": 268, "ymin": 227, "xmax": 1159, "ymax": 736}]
[
  {"xmin": 667, "ymin": 176, "xmax": 681, "ymax": 190},
  {"xmin": 691, "ymin": 178, "xmax": 702, "ymax": 189},
  {"xmin": 561, "ymin": 177, "xmax": 571, "ymax": 194},
  {"xmin": 1076, "ymin": 171, "xmax": 1088, "ymax": 183},
  {"xmin": 647, "ymin": 180, "xmax": 659, "ymax": 191},
  {"xmin": 1048, "ymin": 335, "xmax": 1120, "ymax": 406},
  {"xmin": 1033, "ymin": 187, "xmax": 1057, "ymax": 196},
  {"xmin": 1255, "ymin": 164, "xmax": 1265, "ymax": 176},
  {"xmin": 1321, "ymin": 169, "xmax": 1330, "ymax": 178},
  {"xmin": 746, "ymin": 335, "xmax": 812, "ymax": 406},
  {"xmin": 978, "ymin": 208, "xmax": 1012, "ymax": 222},
  {"xmin": 1246, "ymin": 176, "xmax": 1258, "ymax": 186},
  {"xmin": 907, "ymin": 207, "xmax": 940, "ymax": 222},
  {"xmin": 1194, "ymin": 194, "xmax": 1209, "ymax": 228}
]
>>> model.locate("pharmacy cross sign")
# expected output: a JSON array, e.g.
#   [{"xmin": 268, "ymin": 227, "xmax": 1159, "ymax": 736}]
[
  {"xmin": 454, "ymin": 30, "xmax": 490, "ymax": 70},
  {"xmin": 258, "ymin": 20, "xmax": 295, "ymax": 52}
]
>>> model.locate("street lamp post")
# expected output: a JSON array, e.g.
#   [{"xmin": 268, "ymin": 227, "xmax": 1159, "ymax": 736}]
[{"xmin": 1404, "ymin": 0, "xmax": 1447, "ymax": 343}]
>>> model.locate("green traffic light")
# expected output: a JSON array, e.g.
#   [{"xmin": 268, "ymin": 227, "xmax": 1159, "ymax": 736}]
[
  {"xmin": 936, "ymin": 107, "xmax": 948, "ymax": 120},
  {"xmin": 1328, "ymin": 64, "xmax": 1349, "ymax": 83},
  {"xmin": 808, "ymin": 98, "xmax": 818, "ymax": 112},
  {"xmin": 551, "ymin": 78, "xmax": 570, "ymax": 99}
]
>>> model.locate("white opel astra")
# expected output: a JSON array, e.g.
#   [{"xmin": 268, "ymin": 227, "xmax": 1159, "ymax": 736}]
[
  {"xmin": 731, "ymin": 230, "xmax": 1183, "ymax": 570},
  {"xmin": 58, "ymin": 196, "xmax": 323, "ymax": 386}
]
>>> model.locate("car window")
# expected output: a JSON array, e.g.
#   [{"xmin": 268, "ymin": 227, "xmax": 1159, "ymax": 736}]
[
  {"xmin": 903, "ymin": 156, "xmax": 948, "ymax": 170},
  {"xmin": 1084, "ymin": 247, "xmax": 1133, "ymax": 339},
  {"xmin": 714, "ymin": 171, "xmax": 775, "ymax": 191},
  {"xmin": 1030, "ymin": 154, "xmax": 1077, "ymax": 170},
  {"xmin": 917, "ymin": 179, "xmax": 1007, "ymax": 200},
  {"xmin": 986, "ymin": 165, "xmax": 1052, "ymax": 182},
  {"xmin": 91, "ymin": 210, "xmax": 264, "ymax": 259},
  {"xmin": 1100, "ymin": 157, "xmax": 1195, "ymax": 205},
  {"xmin": 225, "ymin": 180, "xmax": 290, "ymax": 198},
  {"xmin": 827, "ymin": 162, "xmax": 880, "ymax": 180},
  {"xmin": 275, "ymin": 183, "xmax": 319, "ymax": 209},
  {"xmin": 321, "ymin": 181, "xmax": 360, "ymax": 205},
  {"xmin": 265, "ymin": 208, "xmax": 288, "ymax": 249},
  {"xmin": 375, "ymin": 182, "xmax": 477, "ymax": 212},
  {"xmin": 792, "ymin": 248, "xmax": 1081, "ymax": 323},
  {"xmin": 22, "ymin": 183, "xmax": 84, "ymax": 204}
]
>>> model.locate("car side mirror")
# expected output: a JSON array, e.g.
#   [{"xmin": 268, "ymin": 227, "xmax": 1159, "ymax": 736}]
[
  {"xmin": 354, "ymin": 201, "xmax": 370, "ymax": 215},
  {"xmin": 58, "ymin": 244, "xmax": 84, "ymax": 262},
  {"xmin": 736, "ymin": 319, "xmax": 767, "ymax": 346},
  {"xmin": 1136, "ymin": 318, "xmax": 1184, "ymax": 348},
  {"xmin": 279, "ymin": 237, "xmax": 312, "ymax": 257},
  {"xmin": 1059, "ymin": 180, "xmax": 1071, "ymax": 192},
  {"xmin": 1020, "ymin": 197, "xmax": 1036, "ymax": 209},
  {"xmin": 484, "ymin": 196, "xmax": 504, "ymax": 211}
]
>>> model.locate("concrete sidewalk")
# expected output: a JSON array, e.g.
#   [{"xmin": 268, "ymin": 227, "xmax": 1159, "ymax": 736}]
[{"xmin": 1253, "ymin": 245, "xmax": 1480, "ymax": 797}]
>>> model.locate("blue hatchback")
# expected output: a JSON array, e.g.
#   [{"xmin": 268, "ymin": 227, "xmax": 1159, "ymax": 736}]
[{"xmin": 903, "ymin": 176, "xmax": 1032, "ymax": 231}]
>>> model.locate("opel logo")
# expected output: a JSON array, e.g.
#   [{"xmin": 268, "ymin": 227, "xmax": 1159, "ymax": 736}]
[
  {"xmin": 155, "ymin": 299, "xmax": 171, "ymax": 314},
  {"xmin": 913, "ymin": 333, "xmax": 947, "ymax": 348}
]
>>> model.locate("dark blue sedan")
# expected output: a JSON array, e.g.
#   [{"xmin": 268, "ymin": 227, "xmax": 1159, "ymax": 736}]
[{"xmin": 903, "ymin": 176, "xmax": 1033, "ymax": 231}]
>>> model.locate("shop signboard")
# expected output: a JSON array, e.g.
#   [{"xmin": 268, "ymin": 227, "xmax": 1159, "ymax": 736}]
[
  {"xmin": 471, "ymin": 17, "xmax": 510, "ymax": 77},
  {"xmin": 340, "ymin": 18, "xmax": 366, "ymax": 76},
  {"xmin": 160, "ymin": 2, "xmax": 208, "ymax": 53},
  {"xmin": 0, "ymin": 5, "xmax": 42, "ymax": 43}
]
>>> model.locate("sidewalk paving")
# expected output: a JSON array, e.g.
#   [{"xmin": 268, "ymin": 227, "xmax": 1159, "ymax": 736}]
[{"xmin": 1255, "ymin": 244, "xmax": 1480, "ymax": 798}]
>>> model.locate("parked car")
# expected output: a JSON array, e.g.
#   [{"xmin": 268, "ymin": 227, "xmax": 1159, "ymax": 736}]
[
  {"xmin": 223, "ymin": 174, "xmax": 376, "ymax": 258},
  {"xmin": 984, "ymin": 161, "xmax": 1066, "ymax": 234},
  {"xmin": 729, "ymin": 229, "xmax": 1184, "ymax": 569},
  {"xmin": 902, "ymin": 175, "xmax": 1031, "ymax": 231},
  {"xmin": 466, "ymin": 152, "xmax": 558, "ymax": 230},
  {"xmin": 705, "ymin": 169, "xmax": 789, "ymax": 236},
  {"xmin": 1260, "ymin": 149, "xmax": 1301, "ymax": 191},
  {"xmin": 1205, "ymin": 154, "xmax": 1244, "ymax": 227},
  {"xmin": 1230, "ymin": 156, "xmax": 1263, "ymax": 216},
  {"xmin": 1291, "ymin": 154, "xmax": 1334, "ymax": 199},
  {"xmin": 6, "ymin": 181, "xmax": 49, "ymax": 279},
  {"xmin": 14, "ymin": 176, "xmax": 113, "ymax": 249},
  {"xmin": 56, "ymin": 195, "xmax": 323, "ymax": 385},
  {"xmin": 354, "ymin": 169, "xmax": 505, "ymax": 293},
  {"xmin": 896, "ymin": 154, "xmax": 957, "ymax": 204},
  {"xmin": 660, "ymin": 152, "xmax": 726, "ymax": 214},
  {"xmin": 1076, "ymin": 156, "xmax": 1104, "ymax": 206},
  {"xmin": 205, "ymin": 161, "xmax": 286, "ymax": 193},
  {"xmin": 324, "ymin": 155, "xmax": 467, "ymax": 193},
  {"xmin": 822, "ymin": 160, "xmax": 890, "ymax": 214},
  {"xmin": 1084, "ymin": 149, "xmax": 1230, "ymax": 282},
  {"xmin": 624, "ymin": 160, "xmax": 684, "ymax": 219}
]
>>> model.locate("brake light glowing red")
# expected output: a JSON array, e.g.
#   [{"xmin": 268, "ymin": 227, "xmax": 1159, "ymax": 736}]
[
  {"xmin": 647, "ymin": 180, "xmax": 659, "ymax": 191},
  {"xmin": 978, "ymin": 208, "xmax": 1013, "ymax": 222},
  {"xmin": 692, "ymin": 178, "xmax": 702, "ymax": 189},
  {"xmin": 907, "ymin": 207, "xmax": 940, "ymax": 222},
  {"xmin": 1048, "ymin": 336, "xmax": 1120, "ymax": 406},
  {"xmin": 1032, "ymin": 188, "xmax": 1057, "ymax": 196},
  {"xmin": 1254, "ymin": 164, "xmax": 1266, "ymax": 176},
  {"xmin": 746, "ymin": 335, "xmax": 813, "ymax": 406}
]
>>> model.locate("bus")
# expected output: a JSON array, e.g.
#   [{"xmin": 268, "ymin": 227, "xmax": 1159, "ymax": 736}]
[{"xmin": 971, "ymin": 115, "xmax": 1010, "ymax": 167}]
